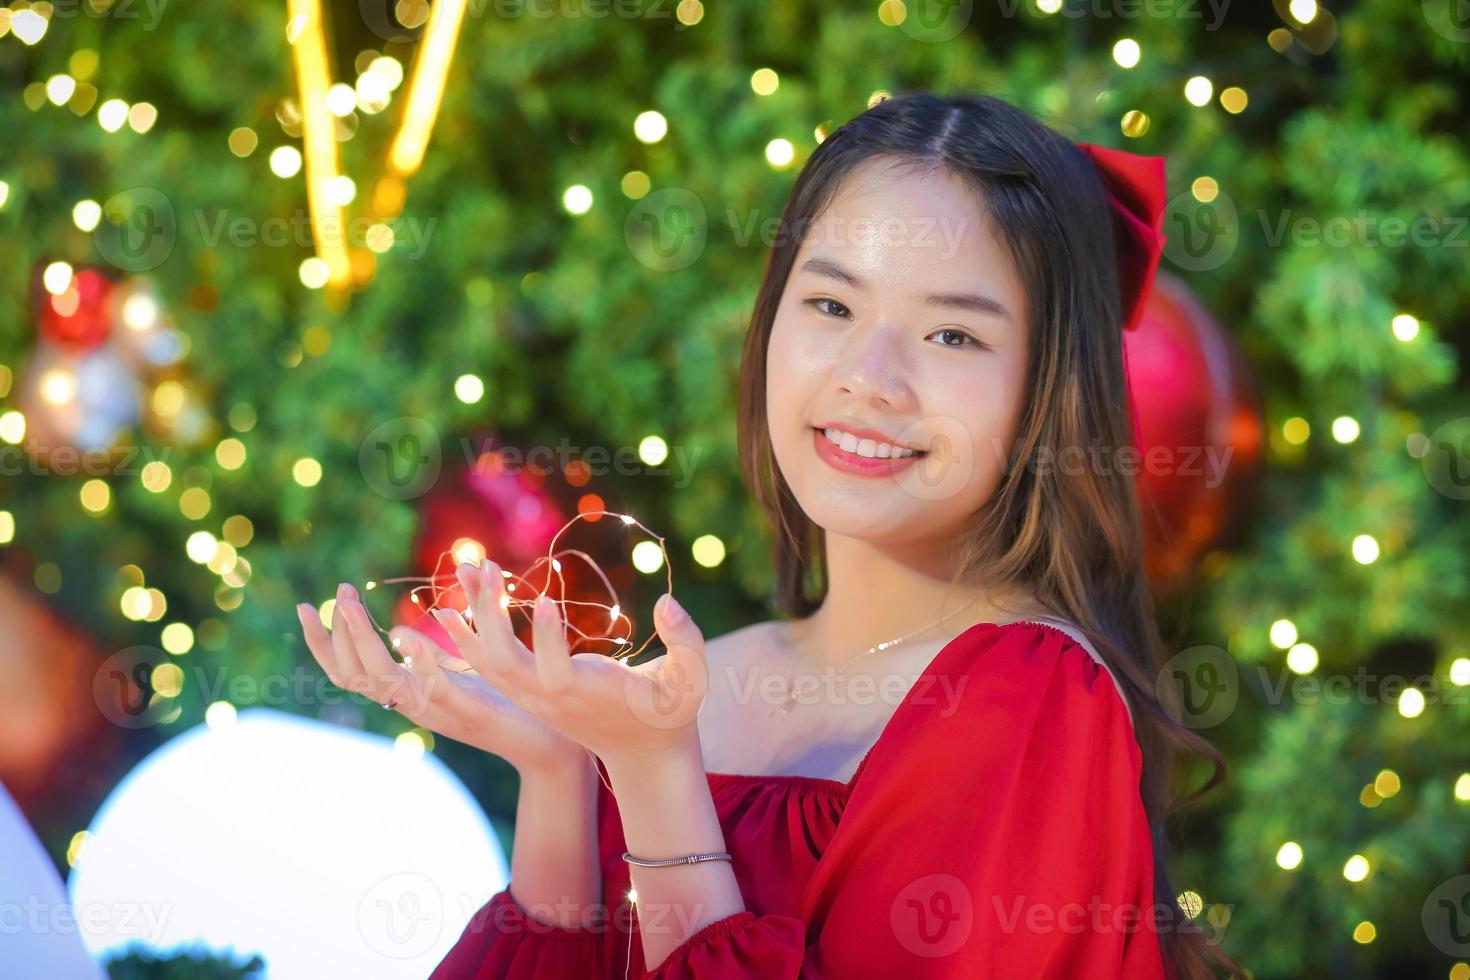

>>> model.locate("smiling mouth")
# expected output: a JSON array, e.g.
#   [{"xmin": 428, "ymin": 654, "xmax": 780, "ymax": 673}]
[{"xmin": 813, "ymin": 426, "xmax": 929, "ymax": 460}]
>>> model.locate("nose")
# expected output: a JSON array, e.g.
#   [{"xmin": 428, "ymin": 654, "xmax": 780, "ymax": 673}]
[{"xmin": 834, "ymin": 324, "xmax": 917, "ymax": 412}]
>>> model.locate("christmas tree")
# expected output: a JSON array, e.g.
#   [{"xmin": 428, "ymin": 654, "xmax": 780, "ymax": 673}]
[{"xmin": 1, "ymin": 1, "xmax": 1467, "ymax": 976}]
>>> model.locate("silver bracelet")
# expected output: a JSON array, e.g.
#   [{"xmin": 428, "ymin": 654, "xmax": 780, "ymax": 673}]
[{"xmin": 621, "ymin": 849, "xmax": 733, "ymax": 868}]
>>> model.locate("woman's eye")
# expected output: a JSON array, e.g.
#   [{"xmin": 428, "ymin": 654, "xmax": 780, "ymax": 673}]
[
  {"xmin": 929, "ymin": 328, "xmax": 987, "ymax": 350},
  {"xmin": 807, "ymin": 298, "xmax": 852, "ymax": 319}
]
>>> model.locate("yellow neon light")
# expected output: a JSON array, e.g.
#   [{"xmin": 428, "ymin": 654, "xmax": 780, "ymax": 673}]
[
  {"xmin": 286, "ymin": 0, "xmax": 351, "ymax": 290},
  {"xmin": 388, "ymin": 0, "xmax": 468, "ymax": 178}
]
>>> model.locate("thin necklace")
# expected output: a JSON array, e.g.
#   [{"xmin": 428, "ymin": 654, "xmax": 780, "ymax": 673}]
[{"xmin": 768, "ymin": 588, "xmax": 989, "ymax": 717}]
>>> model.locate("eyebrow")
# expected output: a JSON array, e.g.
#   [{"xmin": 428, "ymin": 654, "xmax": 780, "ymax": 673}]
[{"xmin": 797, "ymin": 257, "xmax": 1012, "ymax": 320}]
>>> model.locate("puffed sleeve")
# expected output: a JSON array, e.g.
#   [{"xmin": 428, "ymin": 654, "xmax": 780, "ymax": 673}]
[
  {"xmin": 429, "ymin": 886, "xmax": 614, "ymax": 979},
  {"xmin": 640, "ymin": 621, "xmax": 1171, "ymax": 979}
]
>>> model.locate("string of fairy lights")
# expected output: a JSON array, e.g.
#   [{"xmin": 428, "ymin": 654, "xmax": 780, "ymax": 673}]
[
  {"xmin": 360, "ymin": 508, "xmax": 677, "ymax": 667},
  {"xmin": 6, "ymin": 0, "xmax": 1469, "ymax": 964}
]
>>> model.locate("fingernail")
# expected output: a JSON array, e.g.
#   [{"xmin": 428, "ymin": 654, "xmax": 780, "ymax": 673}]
[
  {"xmin": 661, "ymin": 594, "xmax": 686, "ymax": 624},
  {"xmin": 534, "ymin": 594, "xmax": 552, "ymax": 619}
]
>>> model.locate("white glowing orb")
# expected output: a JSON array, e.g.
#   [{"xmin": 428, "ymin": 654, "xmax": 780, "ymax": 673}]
[{"xmin": 68, "ymin": 708, "xmax": 508, "ymax": 978}]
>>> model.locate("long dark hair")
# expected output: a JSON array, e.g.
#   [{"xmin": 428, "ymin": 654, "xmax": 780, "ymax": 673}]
[{"xmin": 736, "ymin": 90, "xmax": 1244, "ymax": 979}]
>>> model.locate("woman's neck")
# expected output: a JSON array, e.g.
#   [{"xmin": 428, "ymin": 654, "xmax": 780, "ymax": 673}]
[{"xmin": 779, "ymin": 534, "xmax": 1049, "ymax": 669}]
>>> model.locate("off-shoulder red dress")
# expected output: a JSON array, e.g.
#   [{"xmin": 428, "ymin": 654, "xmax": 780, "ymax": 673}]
[{"xmin": 430, "ymin": 619, "xmax": 1174, "ymax": 979}]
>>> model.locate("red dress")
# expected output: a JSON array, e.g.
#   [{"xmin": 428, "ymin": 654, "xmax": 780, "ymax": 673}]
[{"xmin": 430, "ymin": 620, "xmax": 1174, "ymax": 979}]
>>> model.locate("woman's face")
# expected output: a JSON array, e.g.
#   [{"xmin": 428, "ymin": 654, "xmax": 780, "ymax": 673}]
[{"xmin": 766, "ymin": 159, "xmax": 1032, "ymax": 548}]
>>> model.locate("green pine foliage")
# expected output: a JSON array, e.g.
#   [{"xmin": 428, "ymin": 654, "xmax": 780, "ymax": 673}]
[{"xmin": 1, "ymin": 1, "xmax": 1466, "ymax": 977}]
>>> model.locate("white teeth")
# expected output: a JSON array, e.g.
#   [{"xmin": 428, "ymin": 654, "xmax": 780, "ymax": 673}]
[{"xmin": 822, "ymin": 427, "xmax": 920, "ymax": 459}]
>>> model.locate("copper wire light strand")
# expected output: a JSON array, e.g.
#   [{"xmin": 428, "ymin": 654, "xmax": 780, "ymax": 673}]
[{"xmin": 357, "ymin": 510, "xmax": 676, "ymax": 669}]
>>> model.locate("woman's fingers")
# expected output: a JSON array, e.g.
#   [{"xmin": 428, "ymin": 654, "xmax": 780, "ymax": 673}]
[
  {"xmin": 431, "ymin": 605, "xmax": 505, "ymax": 681},
  {"xmin": 399, "ymin": 631, "xmax": 451, "ymax": 706},
  {"xmin": 649, "ymin": 593, "xmax": 709, "ymax": 718},
  {"xmin": 396, "ymin": 629, "xmax": 476, "ymax": 714},
  {"xmin": 297, "ymin": 602, "xmax": 345, "ymax": 687},
  {"xmin": 341, "ymin": 591, "xmax": 422, "ymax": 711},
  {"xmin": 329, "ymin": 586, "xmax": 369, "ymax": 680},
  {"xmin": 468, "ymin": 560, "xmax": 523, "ymax": 673},
  {"xmin": 531, "ymin": 593, "xmax": 575, "ymax": 693}
]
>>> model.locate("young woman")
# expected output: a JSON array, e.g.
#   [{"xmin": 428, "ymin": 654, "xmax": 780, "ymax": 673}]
[{"xmin": 298, "ymin": 91, "xmax": 1244, "ymax": 978}]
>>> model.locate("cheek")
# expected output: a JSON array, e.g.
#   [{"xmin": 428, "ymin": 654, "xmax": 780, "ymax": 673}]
[
  {"xmin": 765, "ymin": 316, "xmax": 826, "ymax": 412},
  {"xmin": 921, "ymin": 355, "xmax": 1028, "ymax": 470}
]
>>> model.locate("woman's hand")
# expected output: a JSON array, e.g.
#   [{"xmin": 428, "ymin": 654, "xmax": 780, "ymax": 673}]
[
  {"xmin": 295, "ymin": 579, "xmax": 587, "ymax": 778},
  {"xmin": 429, "ymin": 559, "xmax": 710, "ymax": 773}
]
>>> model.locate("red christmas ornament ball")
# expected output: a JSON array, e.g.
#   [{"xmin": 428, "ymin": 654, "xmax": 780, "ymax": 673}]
[
  {"xmin": 1123, "ymin": 273, "xmax": 1264, "ymax": 592},
  {"xmin": 37, "ymin": 264, "xmax": 116, "ymax": 351}
]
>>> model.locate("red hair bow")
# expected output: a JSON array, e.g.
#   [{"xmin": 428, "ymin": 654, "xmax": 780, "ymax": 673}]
[{"xmin": 1075, "ymin": 143, "xmax": 1168, "ymax": 333}]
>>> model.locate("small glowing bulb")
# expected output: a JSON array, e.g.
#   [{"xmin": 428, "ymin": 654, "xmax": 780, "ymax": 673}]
[
  {"xmin": 1391, "ymin": 314, "xmax": 1419, "ymax": 342},
  {"xmin": 299, "ymin": 257, "xmax": 329, "ymax": 289},
  {"xmin": 1184, "ymin": 76, "xmax": 1214, "ymax": 107},
  {"xmin": 1285, "ymin": 643, "xmax": 1318, "ymax": 674},
  {"xmin": 563, "ymin": 184, "xmax": 593, "ymax": 215},
  {"xmin": 122, "ymin": 294, "xmax": 160, "ymax": 330},
  {"xmin": 1331, "ymin": 416, "xmax": 1360, "ymax": 443},
  {"xmin": 1351, "ymin": 534, "xmax": 1379, "ymax": 565},
  {"xmin": 454, "ymin": 374, "xmax": 484, "ymax": 404},
  {"xmin": 631, "ymin": 540, "xmax": 665, "ymax": 574},
  {"xmin": 1288, "ymin": 0, "xmax": 1317, "ymax": 25},
  {"xmin": 750, "ymin": 68, "xmax": 779, "ymax": 96},
  {"xmin": 46, "ymin": 74, "xmax": 77, "ymax": 106},
  {"xmin": 1112, "ymin": 39, "xmax": 1141, "ymax": 69},
  {"xmin": 638, "ymin": 435, "xmax": 669, "ymax": 466},
  {"xmin": 1275, "ymin": 841, "xmax": 1303, "ymax": 870},
  {"xmin": 633, "ymin": 110, "xmax": 668, "ymax": 144},
  {"xmin": 765, "ymin": 138, "xmax": 795, "ymax": 168},
  {"xmin": 1451, "ymin": 658, "xmax": 1470, "ymax": 686},
  {"xmin": 72, "ymin": 199, "xmax": 102, "ymax": 232},
  {"xmin": 206, "ymin": 701, "xmax": 238, "ymax": 730},
  {"xmin": 97, "ymin": 99, "xmax": 130, "ymax": 133},
  {"xmin": 270, "ymin": 145, "xmax": 304, "ymax": 179},
  {"xmin": 325, "ymin": 82, "xmax": 357, "ymax": 117},
  {"xmin": 1269, "ymin": 619, "xmax": 1298, "ymax": 649},
  {"xmin": 42, "ymin": 261, "xmax": 74, "ymax": 295},
  {"xmin": 325, "ymin": 175, "xmax": 356, "ymax": 205}
]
